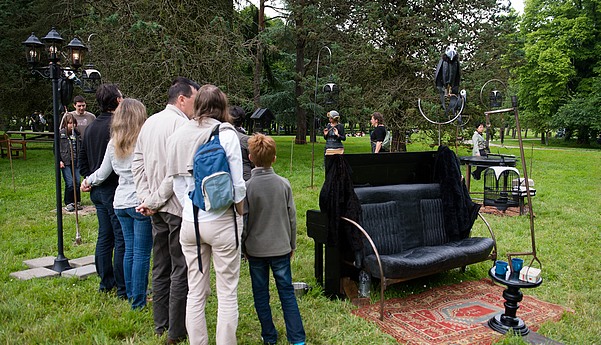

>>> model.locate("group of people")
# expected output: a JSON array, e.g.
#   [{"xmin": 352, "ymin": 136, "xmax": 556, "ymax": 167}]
[
  {"xmin": 59, "ymin": 78, "xmax": 304, "ymax": 345},
  {"xmin": 322, "ymin": 110, "xmax": 389, "ymax": 154}
]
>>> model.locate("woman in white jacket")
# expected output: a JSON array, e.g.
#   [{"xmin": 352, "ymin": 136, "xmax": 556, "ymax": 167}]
[
  {"xmin": 82, "ymin": 98, "xmax": 152, "ymax": 309},
  {"xmin": 166, "ymin": 84, "xmax": 245, "ymax": 345}
]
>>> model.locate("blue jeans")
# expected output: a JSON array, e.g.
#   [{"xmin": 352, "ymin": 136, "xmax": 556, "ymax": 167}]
[
  {"xmin": 90, "ymin": 184, "xmax": 126, "ymax": 298},
  {"xmin": 248, "ymin": 254, "xmax": 306, "ymax": 344},
  {"xmin": 61, "ymin": 165, "xmax": 80, "ymax": 205},
  {"xmin": 115, "ymin": 207, "xmax": 153, "ymax": 309}
]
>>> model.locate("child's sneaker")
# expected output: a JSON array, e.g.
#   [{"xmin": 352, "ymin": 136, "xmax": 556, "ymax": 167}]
[
  {"xmin": 76, "ymin": 203, "xmax": 84, "ymax": 210},
  {"xmin": 65, "ymin": 203, "xmax": 75, "ymax": 212}
]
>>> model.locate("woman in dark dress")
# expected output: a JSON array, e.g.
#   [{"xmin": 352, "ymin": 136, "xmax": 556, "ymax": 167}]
[{"xmin": 370, "ymin": 112, "xmax": 387, "ymax": 153}]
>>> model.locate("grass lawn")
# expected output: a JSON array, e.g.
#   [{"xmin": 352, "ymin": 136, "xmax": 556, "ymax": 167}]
[{"xmin": 0, "ymin": 136, "xmax": 599, "ymax": 344}]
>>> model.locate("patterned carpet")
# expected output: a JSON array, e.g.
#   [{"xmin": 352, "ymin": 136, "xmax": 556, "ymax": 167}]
[{"xmin": 352, "ymin": 279, "xmax": 571, "ymax": 345}]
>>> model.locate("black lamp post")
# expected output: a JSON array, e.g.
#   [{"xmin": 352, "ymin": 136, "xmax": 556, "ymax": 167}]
[{"xmin": 22, "ymin": 28, "xmax": 100, "ymax": 273}]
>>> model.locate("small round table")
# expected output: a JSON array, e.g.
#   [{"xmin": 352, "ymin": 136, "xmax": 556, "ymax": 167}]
[{"xmin": 488, "ymin": 267, "xmax": 543, "ymax": 336}]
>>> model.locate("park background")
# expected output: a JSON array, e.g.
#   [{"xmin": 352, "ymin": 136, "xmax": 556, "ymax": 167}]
[
  {"xmin": 1, "ymin": 0, "xmax": 600, "ymax": 147},
  {"xmin": 1, "ymin": 0, "xmax": 600, "ymax": 344}
]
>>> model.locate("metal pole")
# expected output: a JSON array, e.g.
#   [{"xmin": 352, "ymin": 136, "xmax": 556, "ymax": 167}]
[
  {"xmin": 50, "ymin": 62, "xmax": 71, "ymax": 272},
  {"xmin": 310, "ymin": 46, "xmax": 332, "ymax": 188},
  {"xmin": 511, "ymin": 96, "xmax": 537, "ymax": 258}
]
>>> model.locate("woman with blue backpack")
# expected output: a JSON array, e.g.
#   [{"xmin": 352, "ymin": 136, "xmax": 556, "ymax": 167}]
[{"xmin": 166, "ymin": 84, "xmax": 246, "ymax": 345}]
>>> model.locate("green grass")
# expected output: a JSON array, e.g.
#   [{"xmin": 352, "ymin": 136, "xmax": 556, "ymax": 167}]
[{"xmin": 0, "ymin": 138, "xmax": 599, "ymax": 344}]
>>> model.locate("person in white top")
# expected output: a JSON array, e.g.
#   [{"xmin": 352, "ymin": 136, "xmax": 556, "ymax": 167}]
[
  {"xmin": 81, "ymin": 99, "xmax": 152, "ymax": 310},
  {"xmin": 166, "ymin": 84, "xmax": 245, "ymax": 345}
]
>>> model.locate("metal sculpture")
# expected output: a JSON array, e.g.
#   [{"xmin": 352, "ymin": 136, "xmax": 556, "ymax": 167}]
[{"xmin": 418, "ymin": 45, "xmax": 467, "ymax": 145}]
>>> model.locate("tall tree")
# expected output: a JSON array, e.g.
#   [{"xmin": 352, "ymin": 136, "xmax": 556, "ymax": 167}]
[{"xmin": 516, "ymin": 0, "xmax": 601, "ymax": 143}]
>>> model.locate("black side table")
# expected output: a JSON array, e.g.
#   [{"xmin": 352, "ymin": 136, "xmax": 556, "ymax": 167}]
[{"xmin": 488, "ymin": 267, "xmax": 543, "ymax": 336}]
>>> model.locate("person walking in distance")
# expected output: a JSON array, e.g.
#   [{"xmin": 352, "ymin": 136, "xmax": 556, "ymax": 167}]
[{"xmin": 132, "ymin": 77, "xmax": 200, "ymax": 344}]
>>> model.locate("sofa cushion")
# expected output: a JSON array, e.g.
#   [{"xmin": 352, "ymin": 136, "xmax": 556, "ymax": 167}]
[
  {"xmin": 364, "ymin": 237, "xmax": 494, "ymax": 280},
  {"xmin": 420, "ymin": 198, "xmax": 448, "ymax": 246},
  {"xmin": 361, "ymin": 201, "xmax": 423, "ymax": 255}
]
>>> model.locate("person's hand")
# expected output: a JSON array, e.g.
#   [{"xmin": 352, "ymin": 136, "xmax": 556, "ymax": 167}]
[
  {"xmin": 290, "ymin": 250, "xmax": 295, "ymax": 259},
  {"xmin": 136, "ymin": 203, "xmax": 156, "ymax": 216},
  {"xmin": 80, "ymin": 179, "xmax": 91, "ymax": 192},
  {"xmin": 332, "ymin": 128, "xmax": 338, "ymax": 136},
  {"xmin": 60, "ymin": 161, "xmax": 65, "ymax": 169}
]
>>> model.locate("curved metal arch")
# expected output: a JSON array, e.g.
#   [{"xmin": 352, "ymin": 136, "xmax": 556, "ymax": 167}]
[
  {"xmin": 418, "ymin": 93, "xmax": 466, "ymax": 125},
  {"xmin": 479, "ymin": 79, "xmax": 507, "ymax": 108}
]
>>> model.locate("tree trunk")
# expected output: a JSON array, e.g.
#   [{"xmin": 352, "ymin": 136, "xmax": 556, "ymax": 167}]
[
  {"xmin": 294, "ymin": 1, "xmax": 307, "ymax": 145},
  {"xmin": 253, "ymin": 0, "xmax": 265, "ymax": 109}
]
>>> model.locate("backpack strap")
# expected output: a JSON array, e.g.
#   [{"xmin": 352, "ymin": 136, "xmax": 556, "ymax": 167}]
[{"xmin": 193, "ymin": 204, "xmax": 203, "ymax": 273}]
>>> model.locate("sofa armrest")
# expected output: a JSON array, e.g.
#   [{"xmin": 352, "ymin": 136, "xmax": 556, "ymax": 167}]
[
  {"xmin": 341, "ymin": 216, "xmax": 386, "ymax": 321},
  {"xmin": 477, "ymin": 212, "xmax": 497, "ymax": 262}
]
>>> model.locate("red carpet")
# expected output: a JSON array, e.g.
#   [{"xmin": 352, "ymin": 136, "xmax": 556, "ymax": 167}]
[{"xmin": 352, "ymin": 279, "xmax": 571, "ymax": 345}]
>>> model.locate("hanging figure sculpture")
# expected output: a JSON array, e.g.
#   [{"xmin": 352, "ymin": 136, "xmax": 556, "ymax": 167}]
[{"xmin": 435, "ymin": 45, "xmax": 462, "ymax": 120}]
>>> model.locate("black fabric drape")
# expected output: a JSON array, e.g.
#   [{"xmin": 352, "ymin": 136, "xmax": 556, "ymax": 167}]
[
  {"xmin": 433, "ymin": 145, "xmax": 481, "ymax": 240},
  {"xmin": 319, "ymin": 155, "xmax": 363, "ymax": 253}
]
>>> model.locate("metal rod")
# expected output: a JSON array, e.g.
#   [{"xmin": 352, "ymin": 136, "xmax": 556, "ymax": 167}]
[
  {"xmin": 310, "ymin": 46, "xmax": 332, "ymax": 188},
  {"xmin": 511, "ymin": 96, "xmax": 537, "ymax": 259}
]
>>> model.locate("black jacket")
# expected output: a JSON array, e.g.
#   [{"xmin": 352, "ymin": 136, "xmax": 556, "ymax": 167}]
[
  {"xmin": 58, "ymin": 128, "xmax": 81, "ymax": 166},
  {"xmin": 78, "ymin": 111, "xmax": 118, "ymax": 187}
]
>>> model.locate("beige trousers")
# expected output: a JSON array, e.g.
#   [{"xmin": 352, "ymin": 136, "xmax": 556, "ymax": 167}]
[{"xmin": 180, "ymin": 212, "xmax": 243, "ymax": 345}]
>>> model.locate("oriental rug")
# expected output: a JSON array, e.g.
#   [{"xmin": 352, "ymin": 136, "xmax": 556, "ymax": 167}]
[
  {"xmin": 352, "ymin": 279, "xmax": 571, "ymax": 345},
  {"xmin": 479, "ymin": 205, "xmax": 531, "ymax": 217}
]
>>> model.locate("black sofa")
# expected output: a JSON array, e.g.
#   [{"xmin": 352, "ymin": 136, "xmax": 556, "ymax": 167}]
[{"xmin": 307, "ymin": 151, "xmax": 497, "ymax": 320}]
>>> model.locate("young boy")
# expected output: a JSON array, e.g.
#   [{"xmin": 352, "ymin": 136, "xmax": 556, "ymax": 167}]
[{"xmin": 244, "ymin": 133, "xmax": 306, "ymax": 345}]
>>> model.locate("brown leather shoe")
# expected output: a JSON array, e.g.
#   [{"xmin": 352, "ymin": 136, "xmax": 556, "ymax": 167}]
[{"xmin": 166, "ymin": 337, "xmax": 186, "ymax": 345}]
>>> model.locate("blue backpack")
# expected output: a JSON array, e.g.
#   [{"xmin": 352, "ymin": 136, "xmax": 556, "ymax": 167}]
[{"xmin": 189, "ymin": 124, "xmax": 238, "ymax": 272}]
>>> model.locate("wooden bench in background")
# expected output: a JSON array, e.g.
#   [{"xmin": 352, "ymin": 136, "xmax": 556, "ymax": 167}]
[
  {"xmin": 1, "ymin": 134, "xmax": 27, "ymax": 160},
  {"xmin": 2, "ymin": 131, "xmax": 54, "ymax": 160}
]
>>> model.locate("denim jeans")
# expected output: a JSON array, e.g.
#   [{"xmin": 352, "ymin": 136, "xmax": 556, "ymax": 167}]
[
  {"xmin": 115, "ymin": 207, "xmax": 153, "ymax": 309},
  {"xmin": 61, "ymin": 165, "xmax": 80, "ymax": 205},
  {"xmin": 248, "ymin": 254, "xmax": 306, "ymax": 344},
  {"xmin": 90, "ymin": 184, "xmax": 126, "ymax": 298}
]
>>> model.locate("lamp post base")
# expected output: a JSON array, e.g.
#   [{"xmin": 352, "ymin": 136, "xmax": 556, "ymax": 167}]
[{"xmin": 52, "ymin": 255, "xmax": 72, "ymax": 273}]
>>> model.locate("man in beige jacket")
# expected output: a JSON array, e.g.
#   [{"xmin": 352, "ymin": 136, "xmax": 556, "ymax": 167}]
[{"xmin": 132, "ymin": 77, "xmax": 199, "ymax": 344}]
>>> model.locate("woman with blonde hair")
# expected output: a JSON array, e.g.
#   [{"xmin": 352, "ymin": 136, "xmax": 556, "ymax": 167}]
[
  {"xmin": 81, "ymin": 98, "xmax": 152, "ymax": 309},
  {"xmin": 166, "ymin": 84, "xmax": 246, "ymax": 345}
]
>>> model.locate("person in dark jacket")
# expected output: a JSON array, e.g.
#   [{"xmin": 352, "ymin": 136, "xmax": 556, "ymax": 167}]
[
  {"xmin": 79, "ymin": 83, "xmax": 126, "ymax": 298},
  {"xmin": 58, "ymin": 113, "xmax": 82, "ymax": 212},
  {"xmin": 229, "ymin": 106, "xmax": 254, "ymax": 181},
  {"xmin": 323, "ymin": 110, "xmax": 345, "ymax": 155}
]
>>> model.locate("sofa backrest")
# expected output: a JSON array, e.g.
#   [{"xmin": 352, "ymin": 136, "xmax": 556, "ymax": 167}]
[{"xmin": 355, "ymin": 183, "xmax": 449, "ymax": 255}]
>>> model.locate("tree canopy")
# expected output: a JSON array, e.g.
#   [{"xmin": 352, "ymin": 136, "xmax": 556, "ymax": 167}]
[{"xmin": 3, "ymin": 0, "xmax": 598, "ymax": 146}]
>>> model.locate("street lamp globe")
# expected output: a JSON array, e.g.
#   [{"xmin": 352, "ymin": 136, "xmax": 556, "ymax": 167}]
[
  {"xmin": 66, "ymin": 37, "xmax": 87, "ymax": 69},
  {"xmin": 41, "ymin": 27, "xmax": 64, "ymax": 63},
  {"xmin": 22, "ymin": 33, "xmax": 44, "ymax": 66}
]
